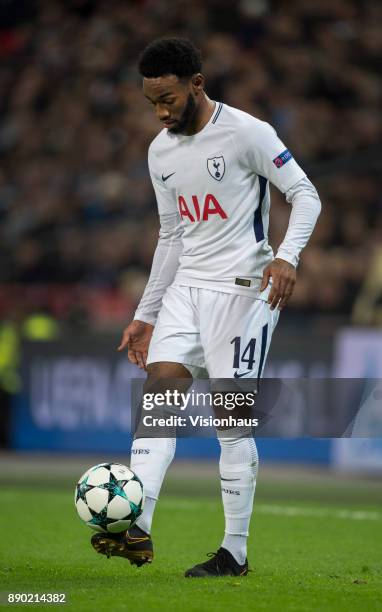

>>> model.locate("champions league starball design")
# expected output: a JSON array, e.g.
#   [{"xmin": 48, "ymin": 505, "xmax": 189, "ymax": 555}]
[{"xmin": 75, "ymin": 463, "xmax": 144, "ymax": 533}]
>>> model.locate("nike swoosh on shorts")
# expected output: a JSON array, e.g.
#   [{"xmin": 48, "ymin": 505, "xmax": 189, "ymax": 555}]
[{"xmin": 233, "ymin": 371, "xmax": 252, "ymax": 378}]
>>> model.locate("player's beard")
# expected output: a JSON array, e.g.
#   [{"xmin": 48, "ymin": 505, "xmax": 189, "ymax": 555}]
[{"xmin": 168, "ymin": 93, "xmax": 197, "ymax": 134}]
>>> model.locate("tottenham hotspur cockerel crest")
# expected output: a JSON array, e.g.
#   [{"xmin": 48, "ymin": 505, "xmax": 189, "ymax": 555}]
[{"xmin": 207, "ymin": 156, "xmax": 225, "ymax": 181}]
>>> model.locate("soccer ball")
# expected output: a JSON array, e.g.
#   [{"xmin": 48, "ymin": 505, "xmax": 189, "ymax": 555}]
[{"xmin": 75, "ymin": 463, "xmax": 144, "ymax": 533}]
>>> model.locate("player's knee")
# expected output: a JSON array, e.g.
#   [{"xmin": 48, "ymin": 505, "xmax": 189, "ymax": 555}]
[
  {"xmin": 146, "ymin": 361, "xmax": 192, "ymax": 379},
  {"xmin": 145, "ymin": 361, "xmax": 193, "ymax": 395}
]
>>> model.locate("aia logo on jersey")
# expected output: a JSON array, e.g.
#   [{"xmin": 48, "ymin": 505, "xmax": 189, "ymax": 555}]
[
  {"xmin": 207, "ymin": 156, "xmax": 225, "ymax": 181},
  {"xmin": 178, "ymin": 194, "xmax": 228, "ymax": 222},
  {"xmin": 273, "ymin": 149, "xmax": 293, "ymax": 168}
]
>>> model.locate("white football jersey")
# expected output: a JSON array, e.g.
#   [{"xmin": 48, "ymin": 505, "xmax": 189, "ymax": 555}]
[{"xmin": 148, "ymin": 102, "xmax": 306, "ymax": 298}]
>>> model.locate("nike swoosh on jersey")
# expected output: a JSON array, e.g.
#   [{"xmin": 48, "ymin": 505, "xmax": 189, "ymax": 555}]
[
  {"xmin": 233, "ymin": 371, "xmax": 252, "ymax": 378},
  {"xmin": 161, "ymin": 172, "xmax": 176, "ymax": 182}
]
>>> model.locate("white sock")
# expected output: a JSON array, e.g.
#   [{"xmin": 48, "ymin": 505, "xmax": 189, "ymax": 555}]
[
  {"xmin": 130, "ymin": 437, "xmax": 176, "ymax": 534},
  {"xmin": 218, "ymin": 427, "xmax": 258, "ymax": 565},
  {"xmin": 134, "ymin": 496, "xmax": 156, "ymax": 534}
]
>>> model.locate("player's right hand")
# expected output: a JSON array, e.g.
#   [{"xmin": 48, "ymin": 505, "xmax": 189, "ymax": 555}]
[{"xmin": 118, "ymin": 320, "xmax": 154, "ymax": 369}]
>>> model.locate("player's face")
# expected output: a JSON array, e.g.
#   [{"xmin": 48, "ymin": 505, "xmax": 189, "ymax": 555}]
[{"xmin": 143, "ymin": 75, "xmax": 198, "ymax": 134}]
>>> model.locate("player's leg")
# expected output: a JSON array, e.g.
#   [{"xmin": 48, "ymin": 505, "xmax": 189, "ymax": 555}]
[
  {"xmin": 92, "ymin": 360, "xmax": 192, "ymax": 565},
  {"xmin": 185, "ymin": 422, "xmax": 257, "ymax": 578},
  {"xmin": 131, "ymin": 361, "xmax": 192, "ymax": 536},
  {"xmin": 93, "ymin": 285, "xmax": 205, "ymax": 565},
  {"xmin": 216, "ymin": 426, "xmax": 258, "ymax": 564},
  {"xmin": 185, "ymin": 292, "xmax": 278, "ymax": 577},
  {"xmin": 132, "ymin": 285, "xmax": 205, "ymax": 539}
]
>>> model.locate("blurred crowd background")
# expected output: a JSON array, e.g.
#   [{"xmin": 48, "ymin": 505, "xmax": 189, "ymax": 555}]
[{"xmin": 0, "ymin": 0, "xmax": 381, "ymax": 334}]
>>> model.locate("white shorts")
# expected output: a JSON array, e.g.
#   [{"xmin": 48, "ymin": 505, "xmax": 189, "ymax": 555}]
[{"xmin": 147, "ymin": 285, "xmax": 279, "ymax": 378}]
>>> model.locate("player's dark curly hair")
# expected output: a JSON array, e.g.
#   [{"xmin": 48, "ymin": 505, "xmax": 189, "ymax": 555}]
[{"xmin": 138, "ymin": 37, "xmax": 202, "ymax": 79}]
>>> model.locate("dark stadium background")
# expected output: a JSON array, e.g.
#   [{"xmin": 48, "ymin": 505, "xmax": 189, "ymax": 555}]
[{"xmin": 0, "ymin": 1, "xmax": 381, "ymax": 473}]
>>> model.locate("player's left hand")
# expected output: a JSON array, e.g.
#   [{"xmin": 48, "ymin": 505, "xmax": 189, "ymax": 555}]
[{"xmin": 260, "ymin": 258, "xmax": 296, "ymax": 310}]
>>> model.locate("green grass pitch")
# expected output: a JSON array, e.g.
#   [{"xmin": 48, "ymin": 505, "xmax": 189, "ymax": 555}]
[{"xmin": 1, "ymin": 468, "xmax": 381, "ymax": 611}]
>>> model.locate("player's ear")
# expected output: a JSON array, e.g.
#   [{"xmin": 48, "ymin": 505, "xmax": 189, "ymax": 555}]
[{"xmin": 191, "ymin": 73, "xmax": 204, "ymax": 93}]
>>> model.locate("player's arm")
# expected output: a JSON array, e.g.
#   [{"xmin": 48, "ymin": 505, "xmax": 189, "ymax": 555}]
[
  {"xmin": 119, "ymin": 149, "xmax": 183, "ymax": 368},
  {"xmin": 243, "ymin": 120, "xmax": 321, "ymax": 310},
  {"xmin": 264, "ymin": 176, "xmax": 321, "ymax": 309}
]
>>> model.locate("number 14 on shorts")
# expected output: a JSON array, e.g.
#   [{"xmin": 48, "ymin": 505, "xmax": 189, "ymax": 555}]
[
  {"xmin": 230, "ymin": 324, "xmax": 268, "ymax": 376},
  {"xmin": 231, "ymin": 336, "xmax": 256, "ymax": 370}
]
